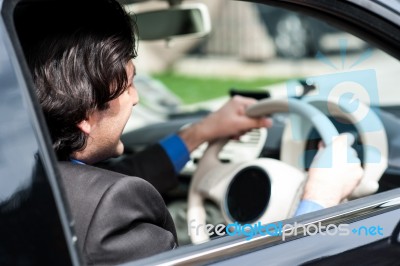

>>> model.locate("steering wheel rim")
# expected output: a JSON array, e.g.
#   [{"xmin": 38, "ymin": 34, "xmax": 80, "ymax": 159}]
[
  {"xmin": 187, "ymin": 98, "xmax": 339, "ymax": 244},
  {"xmin": 281, "ymin": 97, "xmax": 388, "ymax": 198}
]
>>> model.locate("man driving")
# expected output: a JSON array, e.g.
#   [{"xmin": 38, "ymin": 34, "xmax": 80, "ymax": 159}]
[{"xmin": 17, "ymin": 0, "xmax": 363, "ymax": 264}]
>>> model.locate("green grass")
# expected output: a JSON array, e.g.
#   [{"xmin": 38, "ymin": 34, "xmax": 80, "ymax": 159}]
[{"xmin": 152, "ymin": 72, "xmax": 288, "ymax": 104}]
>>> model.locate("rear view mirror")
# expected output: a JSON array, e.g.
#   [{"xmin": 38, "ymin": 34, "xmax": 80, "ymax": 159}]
[{"xmin": 134, "ymin": 3, "xmax": 211, "ymax": 41}]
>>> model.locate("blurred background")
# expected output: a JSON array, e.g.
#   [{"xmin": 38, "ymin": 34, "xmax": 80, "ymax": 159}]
[{"xmin": 123, "ymin": 0, "xmax": 398, "ymax": 132}]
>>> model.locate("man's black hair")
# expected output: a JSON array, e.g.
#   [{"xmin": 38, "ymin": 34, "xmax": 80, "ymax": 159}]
[{"xmin": 15, "ymin": 0, "xmax": 137, "ymax": 160}]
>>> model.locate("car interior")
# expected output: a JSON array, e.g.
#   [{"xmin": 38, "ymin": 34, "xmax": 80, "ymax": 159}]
[
  {"xmin": 120, "ymin": 0, "xmax": 400, "ymax": 246},
  {"xmin": 11, "ymin": 0, "xmax": 400, "ymax": 252}
]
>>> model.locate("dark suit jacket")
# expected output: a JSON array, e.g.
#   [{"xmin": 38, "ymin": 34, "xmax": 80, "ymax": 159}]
[
  {"xmin": 58, "ymin": 146, "xmax": 178, "ymax": 265},
  {"xmin": 95, "ymin": 144, "xmax": 179, "ymax": 194}
]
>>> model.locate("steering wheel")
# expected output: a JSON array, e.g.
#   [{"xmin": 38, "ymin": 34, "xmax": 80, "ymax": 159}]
[
  {"xmin": 280, "ymin": 97, "xmax": 388, "ymax": 198},
  {"xmin": 187, "ymin": 98, "xmax": 339, "ymax": 244}
]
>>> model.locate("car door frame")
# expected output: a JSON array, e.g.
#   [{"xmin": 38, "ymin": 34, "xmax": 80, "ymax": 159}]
[{"xmin": 0, "ymin": 0, "xmax": 81, "ymax": 264}]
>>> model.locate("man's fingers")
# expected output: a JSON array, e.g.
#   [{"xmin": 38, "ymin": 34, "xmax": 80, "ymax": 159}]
[
  {"xmin": 318, "ymin": 141, "xmax": 324, "ymax": 150},
  {"xmin": 237, "ymin": 115, "xmax": 272, "ymax": 131},
  {"xmin": 312, "ymin": 133, "xmax": 360, "ymax": 168},
  {"xmin": 232, "ymin": 95, "xmax": 258, "ymax": 106},
  {"xmin": 249, "ymin": 117, "xmax": 273, "ymax": 129},
  {"xmin": 344, "ymin": 133, "xmax": 355, "ymax": 146},
  {"xmin": 333, "ymin": 133, "xmax": 355, "ymax": 146},
  {"xmin": 347, "ymin": 147, "xmax": 361, "ymax": 164},
  {"xmin": 258, "ymin": 117, "xmax": 273, "ymax": 128}
]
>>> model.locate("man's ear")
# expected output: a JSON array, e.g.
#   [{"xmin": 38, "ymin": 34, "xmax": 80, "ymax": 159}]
[{"xmin": 77, "ymin": 120, "xmax": 91, "ymax": 135}]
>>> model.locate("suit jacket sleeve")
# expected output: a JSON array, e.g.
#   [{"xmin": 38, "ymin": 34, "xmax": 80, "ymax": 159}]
[
  {"xmin": 84, "ymin": 175, "xmax": 177, "ymax": 265},
  {"xmin": 95, "ymin": 144, "xmax": 179, "ymax": 194}
]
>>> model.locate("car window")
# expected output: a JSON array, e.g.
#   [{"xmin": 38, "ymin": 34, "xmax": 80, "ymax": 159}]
[
  {"xmin": 125, "ymin": 0, "xmax": 400, "ymax": 247},
  {"xmin": 0, "ymin": 12, "xmax": 77, "ymax": 264}
]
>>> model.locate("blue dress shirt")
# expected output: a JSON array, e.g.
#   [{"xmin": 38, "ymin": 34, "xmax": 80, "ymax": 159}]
[
  {"xmin": 158, "ymin": 134, "xmax": 190, "ymax": 174},
  {"xmin": 294, "ymin": 199, "xmax": 323, "ymax": 216}
]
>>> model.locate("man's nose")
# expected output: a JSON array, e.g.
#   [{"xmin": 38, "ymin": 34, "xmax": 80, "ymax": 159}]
[{"xmin": 132, "ymin": 91, "xmax": 139, "ymax": 106}]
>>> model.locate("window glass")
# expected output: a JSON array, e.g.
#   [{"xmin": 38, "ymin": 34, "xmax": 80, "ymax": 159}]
[
  {"xmin": 0, "ymin": 25, "xmax": 72, "ymax": 264},
  {"xmin": 126, "ymin": 1, "xmax": 400, "ymax": 246}
]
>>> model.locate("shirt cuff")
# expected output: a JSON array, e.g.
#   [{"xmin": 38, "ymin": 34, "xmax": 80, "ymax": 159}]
[
  {"xmin": 159, "ymin": 134, "xmax": 190, "ymax": 174},
  {"xmin": 294, "ymin": 200, "xmax": 324, "ymax": 216},
  {"xmin": 71, "ymin": 159, "xmax": 85, "ymax": 165}
]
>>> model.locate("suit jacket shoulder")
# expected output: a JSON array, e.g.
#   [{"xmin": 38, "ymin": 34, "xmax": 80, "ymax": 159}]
[{"xmin": 58, "ymin": 162, "xmax": 177, "ymax": 265}]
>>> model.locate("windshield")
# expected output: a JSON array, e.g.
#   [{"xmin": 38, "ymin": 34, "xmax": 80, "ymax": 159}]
[{"xmin": 125, "ymin": 2, "xmax": 400, "ymax": 132}]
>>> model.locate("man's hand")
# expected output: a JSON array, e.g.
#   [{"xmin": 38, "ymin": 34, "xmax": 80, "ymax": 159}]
[
  {"xmin": 179, "ymin": 95, "xmax": 272, "ymax": 152},
  {"xmin": 303, "ymin": 133, "xmax": 364, "ymax": 208}
]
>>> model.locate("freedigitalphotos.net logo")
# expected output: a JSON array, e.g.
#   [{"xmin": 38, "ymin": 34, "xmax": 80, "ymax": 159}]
[
  {"xmin": 286, "ymin": 39, "xmax": 383, "ymax": 168},
  {"xmin": 188, "ymin": 219, "xmax": 384, "ymax": 241}
]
